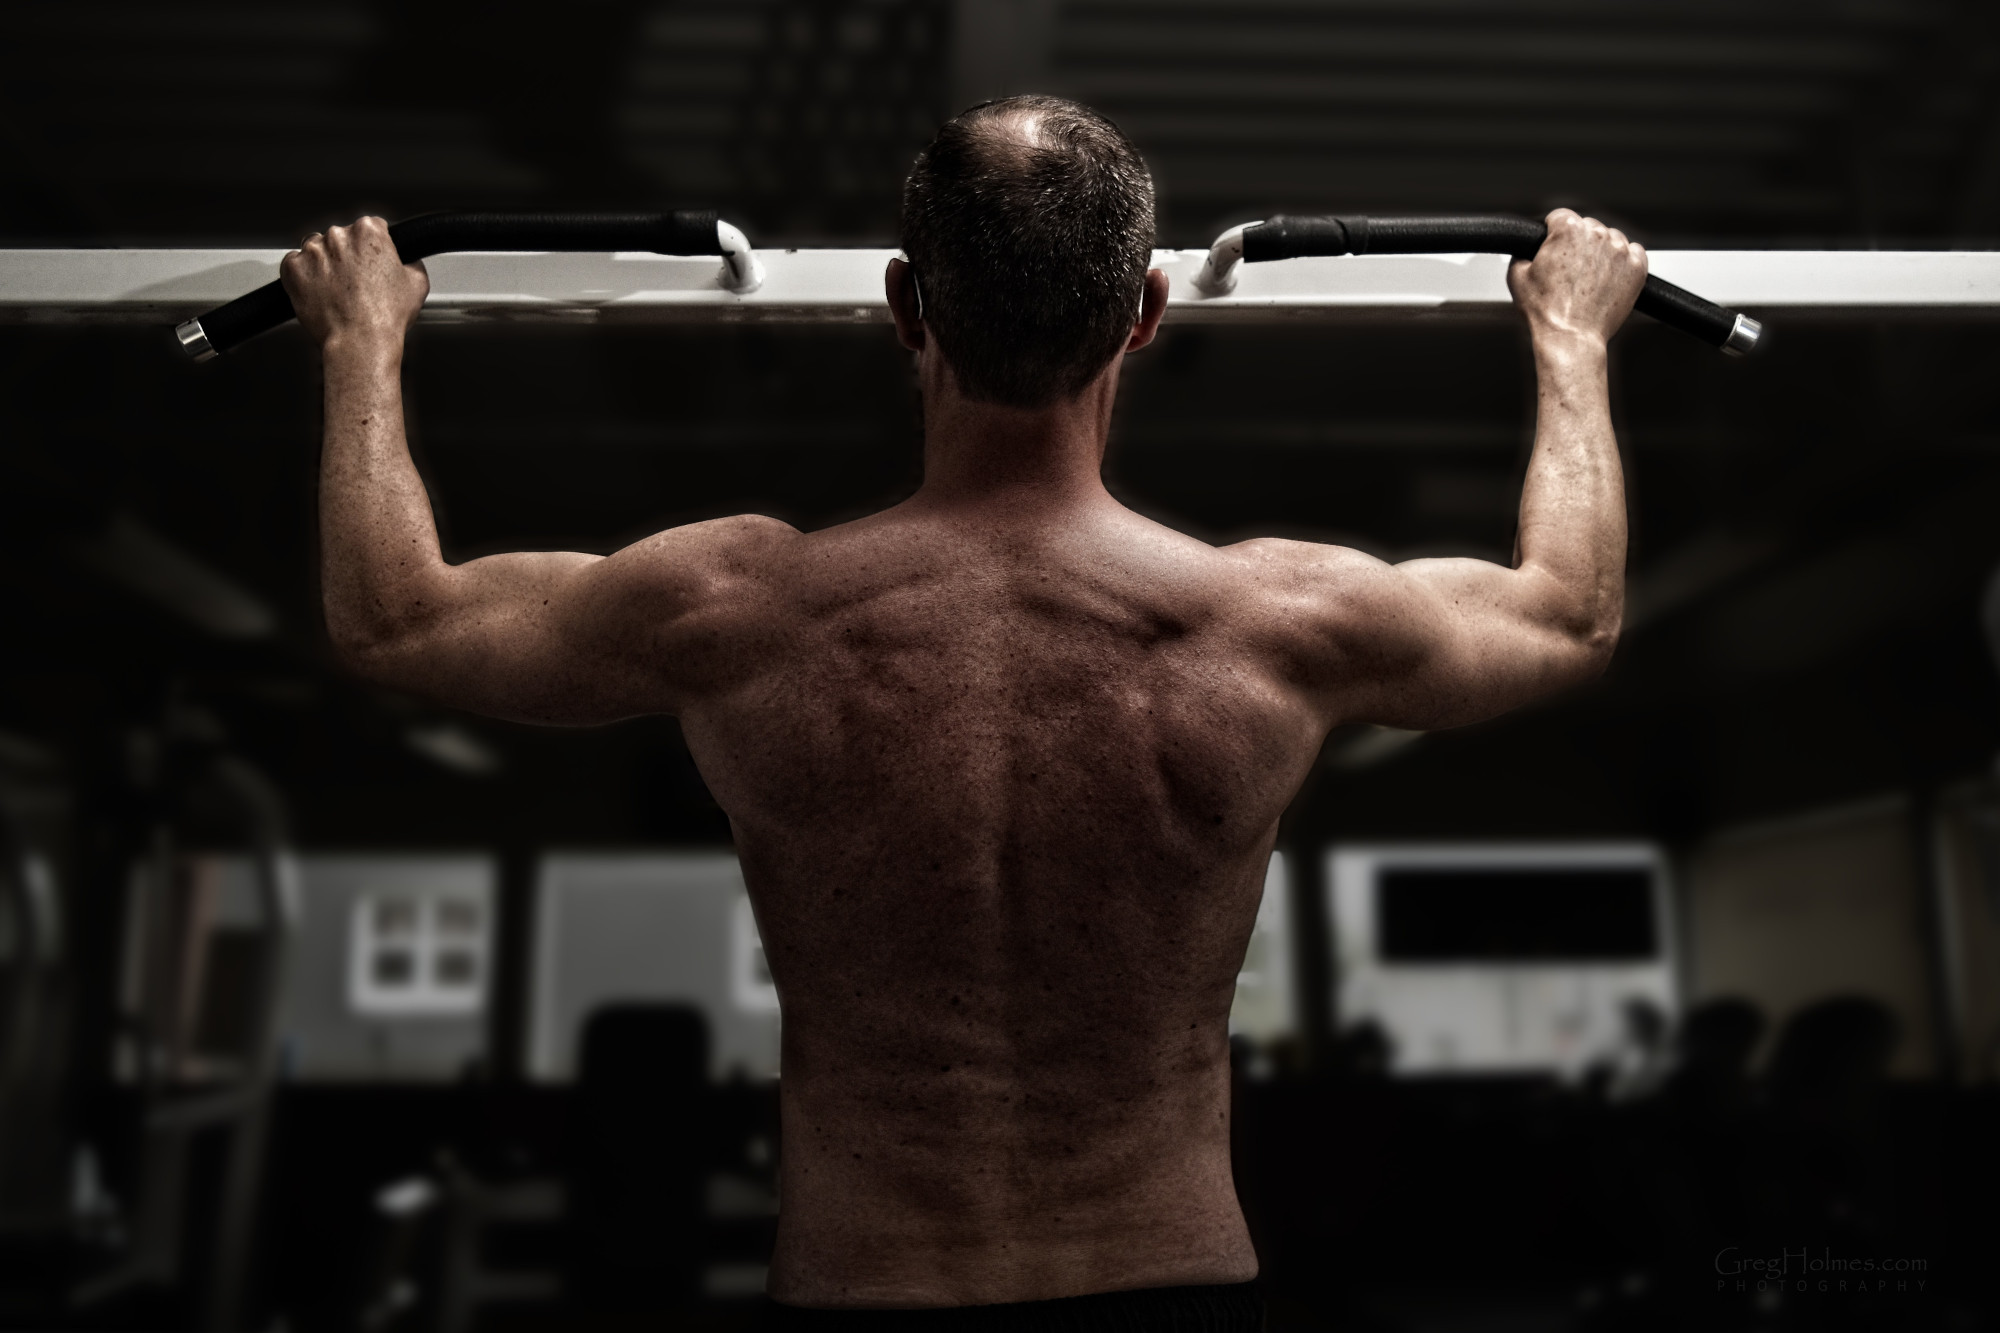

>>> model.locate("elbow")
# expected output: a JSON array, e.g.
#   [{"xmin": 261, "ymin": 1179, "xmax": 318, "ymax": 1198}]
[
  {"xmin": 324, "ymin": 606, "xmax": 427, "ymax": 686},
  {"xmin": 1519, "ymin": 562, "xmax": 1623, "ymax": 679},
  {"xmin": 1540, "ymin": 572, "xmax": 1622, "ymax": 683},
  {"xmin": 1576, "ymin": 623, "xmax": 1620, "ymax": 678},
  {"xmin": 1562, "ymin": 605, "xmax": 1622, "ymax": 683},
  {"xmin": 324, "ymin": 568, "xmax": 462, "ymax": 684},
  {"xmin": 326, "ymin": 623, "xmax": 400, "ymax": 684}
]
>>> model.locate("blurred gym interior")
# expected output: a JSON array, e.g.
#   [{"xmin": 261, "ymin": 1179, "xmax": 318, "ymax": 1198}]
[{"xmin": 1, "ymin": 2, "xmax": 1998, "ymax": 1330}]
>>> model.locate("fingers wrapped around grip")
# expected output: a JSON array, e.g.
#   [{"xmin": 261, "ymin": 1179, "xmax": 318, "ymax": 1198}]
[
  {"xmin": 1231, "ymin": 211, "xmax": 1757, "ymax": 354},
  {"xmin": 182, "ymin": 210, "xmax": 739, "ymax": 359}
]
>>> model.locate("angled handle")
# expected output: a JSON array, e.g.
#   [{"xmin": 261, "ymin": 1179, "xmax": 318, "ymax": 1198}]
[
  {"xmin": 1197, "ymin": 214, "xmax": 1761, "ymax": 355},
  {"xmin": 175, "ymin": 210, "xmax": 760, "ymax": 359}
]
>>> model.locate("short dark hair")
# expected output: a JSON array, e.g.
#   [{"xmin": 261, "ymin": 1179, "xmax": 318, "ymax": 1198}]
[{"xmin": 900, "ymin": 96, "xmax": 1156, "ymax": 409}]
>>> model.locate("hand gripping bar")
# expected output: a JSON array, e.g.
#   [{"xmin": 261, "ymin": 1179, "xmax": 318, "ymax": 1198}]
[
  {"xmin": 1194, "ymin": 214, "xmax": 1761, "ymax": 355},
  {"xmin": 174, "ymin": 210, "xmax": 762, "ymax": 360}
]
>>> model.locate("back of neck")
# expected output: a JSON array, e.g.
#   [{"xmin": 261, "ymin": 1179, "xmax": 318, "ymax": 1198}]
[{"xmin": 914, "ymin": 365, "xmax": 1120, "ymax": 511}]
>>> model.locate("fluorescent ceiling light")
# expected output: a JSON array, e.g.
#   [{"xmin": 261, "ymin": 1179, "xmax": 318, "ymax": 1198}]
[
  {"xmin": 403, "ymin": 724, "xmax": 503, "ymax": 777},
  {"xmin": 1327, "ymin": 725, "xmax": 1424, "ymax": 771},
  {"xmin": 72, "ymin": 514, "xmax": 277, "ymax": 640}
]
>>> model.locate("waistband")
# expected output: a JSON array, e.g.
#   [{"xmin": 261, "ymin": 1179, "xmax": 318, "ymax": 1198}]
[{"xmin": 760, "ymin": 1280, "xmax": 1265, "ymax": 1331}]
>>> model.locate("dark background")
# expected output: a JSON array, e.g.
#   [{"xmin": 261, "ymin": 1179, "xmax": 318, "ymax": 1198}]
[{"xmin": 2, "ymin": 1, "xmax": 1998, "ymax": 1330}]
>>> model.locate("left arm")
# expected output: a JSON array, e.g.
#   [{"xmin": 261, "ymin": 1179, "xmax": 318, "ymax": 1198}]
[{"xmin": 285, "ymin": 217, "xmax": 782, "ymax": 724}]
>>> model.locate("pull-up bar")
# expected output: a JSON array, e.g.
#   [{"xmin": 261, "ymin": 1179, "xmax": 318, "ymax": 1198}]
[
  {"xmin": 4, "ymin": 215, "xmax": 1998, "ymax": 350},
  {"xmin": 164, "ymin": 212, "xmax": 1761, "ymax": 359}
]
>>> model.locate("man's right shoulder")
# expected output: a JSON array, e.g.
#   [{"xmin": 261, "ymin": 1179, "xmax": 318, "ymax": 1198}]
[{"xmin": 1221, "ymin": 536, "xmax": 1403, "ymax": 617}]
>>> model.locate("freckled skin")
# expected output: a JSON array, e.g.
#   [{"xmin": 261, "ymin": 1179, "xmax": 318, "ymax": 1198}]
[
  {"xmin": 682, "ymin": 502, "xmax": 1321, "ymax": 1304},
  {"xmin": 288, "ymin": 207, "xmax": 1645, "ymax": 1309}
]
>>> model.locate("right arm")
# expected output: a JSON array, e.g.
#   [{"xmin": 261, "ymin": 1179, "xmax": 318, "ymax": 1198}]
[{"xmin": 1246, "ymin": 208, "xmax": 1646, "ymax": 731}]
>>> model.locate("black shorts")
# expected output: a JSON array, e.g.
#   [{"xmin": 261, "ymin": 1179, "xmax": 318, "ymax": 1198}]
[{"xmin": 759, "ymin": 1280, "xmax": 1265, "ymax": 1331}]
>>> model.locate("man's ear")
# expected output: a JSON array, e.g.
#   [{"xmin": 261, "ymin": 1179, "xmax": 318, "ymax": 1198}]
[
  {"xmin": 885, "ymin": 257, "xmax": 925, "ymax": 353},
  {"xmin": 1124, "ymin": 268, "xmax": 1170, "ymax": 353}
]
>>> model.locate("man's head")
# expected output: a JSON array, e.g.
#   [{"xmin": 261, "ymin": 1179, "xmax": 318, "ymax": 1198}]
[{"xmin": 899, "ymin": 96, "xmax": 1157, "ymax": 410}]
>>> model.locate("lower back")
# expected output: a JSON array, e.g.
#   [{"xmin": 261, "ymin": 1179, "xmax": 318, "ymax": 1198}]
[{"xmin": 749, "ymin": 832, "xmax": 1268, "ymax": 1307}]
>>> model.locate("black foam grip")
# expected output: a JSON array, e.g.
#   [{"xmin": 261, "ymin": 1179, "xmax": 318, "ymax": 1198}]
[
  {"xmin": 387, "ymin": 211, "xmax": 721, "ymax": 261},
  {"xmin": 190, "ymin": 210, "xmax": 723, "ymax": 356},
  {"xmin": 1240, "ymin": 213, "xmax": 1745, "ymax": 351},
  {"xmin": 1244, "ymin": 214, "xmax": 1548, "ymax": 262},
  {"xmin": 195, "ymin": 281, "xmax": 299, "ymax": 361},
  {"xmin": 1630, "ymin": 276, "xmax": 1737, "ymax": 348}
]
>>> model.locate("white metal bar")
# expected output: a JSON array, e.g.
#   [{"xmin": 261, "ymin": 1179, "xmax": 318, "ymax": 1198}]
[{"xmin": 3, "ymin": 247, "xmax": 1998, "ymax": 326}]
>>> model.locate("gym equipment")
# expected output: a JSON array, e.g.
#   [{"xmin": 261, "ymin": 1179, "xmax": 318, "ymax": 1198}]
[
  {"xmin": 0, "ymin": 801, "xmax": 65, "ymax": 1229},
  {"xmin": 172, "ymin": 210, "xmax": 1746, "ymax": 357},
  {"xmin": 70, "ymin": 735, "xmax": 300, "ymax": 1333},
  {"xmin": 173, "ymin": 212, "xmax": 762, "ymax": 360},
  {"xmin": 570, "ymin": 1006, "xmax": 710, "ymax": 1312},
  {"xmin": 170, "ymin": 210, "xmax": 1757, "ymax": 358},
  {"xmin": 1192, "ymin": 215, "xmax": 1761, "ymax": 354},
  {"xmin": 3, "ymin": 233, "xmax": 1998, "ymax": 336}
]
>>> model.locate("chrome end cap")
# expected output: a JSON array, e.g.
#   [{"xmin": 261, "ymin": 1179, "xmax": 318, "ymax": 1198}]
[
  {"xmin": 1722, "ymin": 312, "xmax": 1762, "ymax": 357},
  {"xmin": 175, "ymin": 318, "xmax": 216, "ymax": 362}
]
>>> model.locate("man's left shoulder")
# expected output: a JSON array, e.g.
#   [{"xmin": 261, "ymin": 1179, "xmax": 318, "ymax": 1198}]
[{"xmin": 631, "ymin": 512, "xmax": 802, "ymax": 577}]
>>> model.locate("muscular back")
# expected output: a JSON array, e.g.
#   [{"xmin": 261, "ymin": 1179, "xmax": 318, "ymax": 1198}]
[{"xmin": 672, "ymin": 497, "xmax": 1331, "ymax": 1307}]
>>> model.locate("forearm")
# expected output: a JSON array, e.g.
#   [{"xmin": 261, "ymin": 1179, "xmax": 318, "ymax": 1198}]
[
  {"xmin": 318, "ymin": 331, "xmax": 452, "ymax": 660},
  {"xmin": 313, "ymin": 333, "xmax": 628, "ymax": 713},
  {"xmin": 1351, "ymin": 212, "xmax": 1638, "ymax": 729},
  {"xmin": 1513, "ymin": 328, "xmax": 1626, "ymax": 648}
]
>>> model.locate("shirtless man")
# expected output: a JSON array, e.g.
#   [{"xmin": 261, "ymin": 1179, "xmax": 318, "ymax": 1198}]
[{"xmin": 284, "ymin": 96, "xmax": 1643, "ymax": 1328}]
